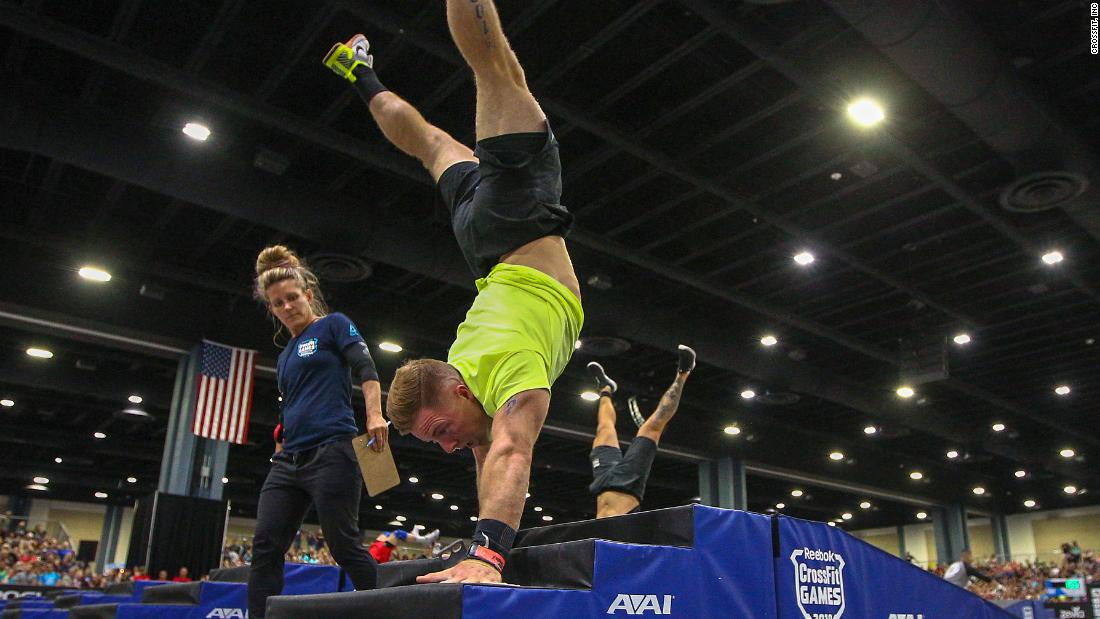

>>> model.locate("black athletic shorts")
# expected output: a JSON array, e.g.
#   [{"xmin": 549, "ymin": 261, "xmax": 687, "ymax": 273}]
[
  {"xmin": 588, "ymin": 436, "xmax": 658, "ymax": 503},
  {"xmin": 437, "ymin": 122, "xmax": 575, "ymax": 279}
]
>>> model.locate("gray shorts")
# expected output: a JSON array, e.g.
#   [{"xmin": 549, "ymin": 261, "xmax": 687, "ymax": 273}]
[{"xmin": 588, "ymin": 436, "xmax": 658, "ymax": 503}]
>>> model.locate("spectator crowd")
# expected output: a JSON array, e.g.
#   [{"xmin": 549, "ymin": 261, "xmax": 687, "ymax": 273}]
[{"xmin": 922, "ymin": 541, "xmax": 1099, "ymax": 601}]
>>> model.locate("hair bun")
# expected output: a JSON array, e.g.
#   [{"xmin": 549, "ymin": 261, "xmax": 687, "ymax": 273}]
[{"xmin": 255, "ymin": 245, "xmax": 300, "ymax": 275}]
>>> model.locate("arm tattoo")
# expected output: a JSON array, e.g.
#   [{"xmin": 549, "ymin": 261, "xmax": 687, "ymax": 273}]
[
  {"xmin": 469, "ymin": 0, "xmax": 494, "ymax": 49},
  {"xmin": 503, "ymin": 396, "xmax": 518, "ymax": 414}
]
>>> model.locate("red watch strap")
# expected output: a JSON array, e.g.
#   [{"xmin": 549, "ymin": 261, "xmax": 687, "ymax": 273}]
[{"xmin": 470, "ymin": 544, "xmax": 506, "ymax": 572}]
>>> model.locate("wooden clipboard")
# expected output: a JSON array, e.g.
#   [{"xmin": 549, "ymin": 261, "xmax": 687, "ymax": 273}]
[{"xmin": 352, "ymin": 434, "xmax": 401, "ymax": 497}]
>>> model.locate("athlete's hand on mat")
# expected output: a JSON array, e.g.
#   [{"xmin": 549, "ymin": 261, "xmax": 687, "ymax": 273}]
[
  {"xmin": 416, "ymin": 559, "xmax": 502, "ymax": 584},
  {"xmin": 366, "ymin": 413, "xmax": 388, "ymax": 453}
]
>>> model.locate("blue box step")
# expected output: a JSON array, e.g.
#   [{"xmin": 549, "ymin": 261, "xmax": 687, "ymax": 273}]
[{"xmin": 514, "ymin": 503, "xmax": 693, "ymax": 548}]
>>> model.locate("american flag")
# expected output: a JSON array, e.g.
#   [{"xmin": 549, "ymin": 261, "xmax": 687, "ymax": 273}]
[{"xmin": 192, "ymin": 340, "xmax": 256, "ymax": 444}]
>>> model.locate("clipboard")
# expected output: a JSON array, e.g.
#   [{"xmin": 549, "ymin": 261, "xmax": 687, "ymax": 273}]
[{"xmin": 352, "ymin": 434, "xmax": 401, "ymax": 497}]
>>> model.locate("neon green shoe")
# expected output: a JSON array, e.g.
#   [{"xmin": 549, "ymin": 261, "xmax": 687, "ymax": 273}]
[{"xmin": 323, "ymin": 34, "xmax": 373, "ymax": 83}]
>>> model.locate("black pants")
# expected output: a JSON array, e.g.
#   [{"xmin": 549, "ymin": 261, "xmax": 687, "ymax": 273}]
[{"xmin": 247, "ymin": 437, "xmax": 377, "ymax": 617}]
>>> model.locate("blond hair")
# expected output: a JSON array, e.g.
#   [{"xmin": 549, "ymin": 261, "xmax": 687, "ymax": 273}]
[
  {"xmin": 253, "ymin": 246, "xmax": 330, "ymax": 338},
  {"xmin": 386, "ymin": 359, "xmax": 458, "ymax": 434}
]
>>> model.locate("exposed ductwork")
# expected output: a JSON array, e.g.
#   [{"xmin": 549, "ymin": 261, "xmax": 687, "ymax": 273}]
[{"xmin": 822, "ymin": 0, "xmax": 1100, "ymax": 238}]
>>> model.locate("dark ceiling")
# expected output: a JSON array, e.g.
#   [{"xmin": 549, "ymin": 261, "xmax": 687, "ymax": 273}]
[{"xmin": 0, "ymin": 0, "xmax": 1097, "ymax": 538}]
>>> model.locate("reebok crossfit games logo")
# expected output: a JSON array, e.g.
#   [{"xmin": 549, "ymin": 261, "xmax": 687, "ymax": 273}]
[{"xmin": 791, "ymin": 547, "xmax": 846, "ymax": 619}]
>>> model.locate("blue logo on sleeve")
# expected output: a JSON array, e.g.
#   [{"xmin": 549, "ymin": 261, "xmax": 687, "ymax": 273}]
[
  {"xmin": 297, "ymin": 338, "xmax": 319, "ymax": 357},
  {"xmin": 349, "ymin": 324, "xmax": 360, "ymax": 337}
]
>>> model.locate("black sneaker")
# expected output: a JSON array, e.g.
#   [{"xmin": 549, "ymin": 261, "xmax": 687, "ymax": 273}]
[
  {"xmin": 628, "ymin": 396, "xmax": 645, "ymax": 428},
  {"xmin": 677, "ymin": 344, "xmax": 696, "ymax": 373},
  {"xmin": 586, "ymin": 362, "xmax": 617, "ymax": 395}
]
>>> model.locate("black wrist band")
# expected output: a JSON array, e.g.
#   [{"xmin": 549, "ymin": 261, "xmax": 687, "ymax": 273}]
[{"xmin": 472, "ymin": 518, "xmax": 516, "ymax": 562}]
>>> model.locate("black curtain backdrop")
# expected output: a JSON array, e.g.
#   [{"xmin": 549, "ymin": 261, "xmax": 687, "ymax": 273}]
[{"xmin": 126, "ymin": 492, "xmax": 227, "ymax": 579}]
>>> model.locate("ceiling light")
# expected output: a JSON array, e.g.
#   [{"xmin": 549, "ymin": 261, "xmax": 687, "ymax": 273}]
[
  {"xmin": 946, "ymin": 450, "xmax": 959, "ymax": 459},
  {"xmin": 128, "ymin": 395, "xmax": 143, "ymax": 404},
  {"xmin": 95, "ymin": 492, "xmax": 108, "ymax": 499},
  {"xmin": 916, "ymin": 512, "xmax": 927, "ymax": 520},
  {"xmin": 449, "ymin": 505, "xmax": 459, "ymax": 511},
  {"xmin": 830, "ymin": 172, "xmax": 843, "ymax": 181},
  {"xmin": 93, "ymin": 432, "xmax": 106, "ymax": 439},
  {"xmin": 0, "ymin": 399, "xmax": 13, "ymax": 407},
  {"xmin": 33, "ymin": 477, "xmax": 49, "ymax": 484},
  {"xmin": 378, "ymin": 342, "xmax": 403, "ymax": 353},
  {"xmin": 542, "ymin": 515, "xmax": 553, "ymax": 521},
  {"xmin": 78, "ymin": 266, "xmax": 112, "ymax": 282},
  {"xmin": 1040, "ymin": 250, "xmax": 1063, "ymax": 265},
  {"xmin": 1054, "ymin": 385, "xmax": 1071, "ymax": 396},
  {"xmin": 972, "ymin": 487, "xmax": 986, "ymax": 495},
  {"xmin": 793, "ymin": 251, "xmax": 815, "ymax": 266},
  {"xmin": 408, "ymin": 476, "xmax": 419, "ymax": 484},
  {"xmin": 828, "ymin": 451, "xmax": 844, "ymax": 461},
  {"xmin": 760, "ymin": 335, "xmax": 778, "ymax": 347},
  {"xmin": 740, "ymin": 389, "xmax": 756, "ymax": 400},
  {"xmin": 790, "ymin": 489, "xmax": 804, "ymax": 497},
  {"xmin": 827, "ymin": 522, "xmax": 836, "ymax": 527},
  {"xmin": 375, "ymin": 505, "xmax": 382, "ymax": 510},
  {"xmin": 430, "ymin": 493, "xmax": 444, "ymax": 500},
  {"xmin": 182, "ymin": 122, "xmax": 211, "ymax": 141},
  {"xmin": 863, "ymin": 425, "xmax": 877, "ymax": 435},
  {"xmin": 533, "ymin": 506, "xmax": 543, "ymax": 512},
  {"xmin": 26, "ymin": 348, "xmax": 54, "ymax": 359},
  {"xmin": 847, "ymin": 98, "xmax": 885, "ymax": 126},
  {"xmin": 775, "ymin": 503, "xmax": 786, "ymax": 509},
  {"xmin": 991, "ymin": 423, "xmax": 1006, "ymax": 432},
  {"xmin": 1059, "ymin": 448, "xmax": 1075, "ymax": 458},
  {"xmin": 525, "ymin": 492, "xmax": 531, "ymax": 498},
  {"xmin": 580, "ymin": 391, "xmax": 600, "ymax": 401},
  {"xmin": 221, "ymin": 477, "xmax": 229, "ymax": 484},
  {"xmin": 1014, "ymin": 470, "xmax": 1026, "ymax": 478},
  {"xmin": 841, "ymin": 513, "xmax": 853, "ymax": 520},
  {"xmin": 723, "ymin": 425, "xmax": 741, "ymax": 436},
  {"xmin": 388, "ymin": 520, "xmax": 402, "ymax": 526},
  {"xmin": 1023, "ymin": 499, "xmax": 1037, "ymax": 508},
  {"xmin": 26, "ymin": 484, "xmax": 48, "ymax": 491},
  {"xmin": 896, "ymin": 386, "xmax": 915, "ymax": 398},
  {"xmin": 54, "ymin": 457, "xmax": 62, "ymax": 464},
  {"xmin": 953, "ymin": 333, "xmax": 971, "ymax": 345},
  {"xmin": 1063, "ymin": 485, "xmax": 1077, "ymax": 495},
  {"xmin": 395, "ymin": 515, "xmax": 407, "ymax": 522},
  {"xmin": 859, "ymin": 501, "xmax": 871, "ymax": 509},
  {"xmin": 470, "ymin": 516, "xmax": 478, "ymax": 522},
  {"xmin": 909, "ymin": 471, "xmax": 923, "ymax": 480},
  {"xmin": 574, "ymin": 340, "xmax": 582, "ymax": 350},
  {"xmin": 127, "ymin": 477, "xmax": 137, "ymax": 484}
]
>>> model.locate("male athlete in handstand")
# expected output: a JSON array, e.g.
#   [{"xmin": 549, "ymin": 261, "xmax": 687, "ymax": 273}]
[
  {"xmin": 586, "ymin": 346, "xmax": 694, "ymax": 518},
  {"xmin": 325, "ymin": 0, "xmax": 582, "ymax": 584}
]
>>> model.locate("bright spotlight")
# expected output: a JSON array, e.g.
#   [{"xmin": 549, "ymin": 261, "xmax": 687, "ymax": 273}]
[
  {"xmin": 793, "ymin": 251, "xmax": 815, "ymax": 266},
  {"xmin": 991, "ymin": 423, "xmax": 1006, "ymax": 432},
  {"xmin": 760, "ymin": 335, "xmax": 778, "ymax": 347},
  {"xmin": 33, "ymin": 477, "xmax": 49, "ymax": 484},
  {"xmin": 1063, "ymin": 485, "xmax": 1078, "ymax": 495},
  {"xmin": 859, "ymin": 501, "xmax": 871, "ymax": 509},
  {"xmin": 26, "ymin": 348, "xmax": 54, "ymax": 359},
  {"xmin": 533, "ymin": 506, "xmax": 543, "ymax": 512},
  {"xmin": 740, "ymin": 390, "xmax": 756, "ymax": 400},
  {"xmin": 847, "ymin": 98, "xmax": 885, "ymax": 126},
  {"xmin": 946, "ymin": 450, "xmax": 959, "ymax": 459},
  {"xmin": 378, "ymin": 342, "xmax": 403, "ymax": 353},
  {"xmin": 909, "ymin": 471, "xmax": 923, "ymax": 480},
  {"xmin": 863, "ymin": 425, "xmax": 878, "ymax": 435},
  {"xmin": 776, "ymin": 503, "xmax": 786, "ymax": 509},
  {"xmin": 953, "ymin": 333, "xmax": 971, "ymax": 345},
  {"xmin": 916, "ymin": 512, "xmax": 928, "ymax": 520},
  {"xmin": 0, "ymin": 399, "xmax": 14, "ymax": 408},
  {"xmin": 1023, "ymin": 499, "xmax": 1036, "ymax": 508},
  {"xmin": 1041, "ymin": 251, "xmax": 1063, "ymax": 265},
  {"xmin": 1060, "ymin": 448, "xmax": 1075, "ymax": 458},
  {"xmin": 542, "ymin": 515, "xmax": 553, "ymax": 521},
  {"xmin": 78, "ymin": 267, "xmax": 112, "ymax": 282},
  {"xmin": 841, "ymin": 513, "xmax": 853, "ymax": 521},
  {"xmin": 791, "ymin": 489, "xmax": 804, "ymax": 498},
  {"xmin": 896, "ymin": 386, "xmax": 915, "ymax": 398},
  {"xmin": 127, "ymin": 477, "xmax": 137, "ymax": 484},
  {"xmin": 93, "ymin": 432, "xmax": 107, "ymax": 439},
  {"xmin": 182, "ymin": 122, "xmax": 211, "ymax": 141},
  {"xmin": 431, "ymin": 493, "xmax": 444, "ymax": 500},
  {"xmin": 1054, "ymin": 385, "xmax": 1071, "ymax": 396},
  {"xmin": 1014, "ymin": 470, "xmax": 1026, "ymax": 478},
  {"xmin": 580, "ymin": 391, "xmax": 600, "ymax": 401},
  {"xmin": 972, "ymin": 487, "xmax": 986, "ymax": 496},
  {"xmin": 723, "ymin": 425, "xmax": 741, "ymax": 436},
  {"xmin": 829, "ymin": 451, "xmax": 844, "ymax": 461},
  {"xmin": 94, "ymin": 492, "xmax": 108, "ymax": 499}
]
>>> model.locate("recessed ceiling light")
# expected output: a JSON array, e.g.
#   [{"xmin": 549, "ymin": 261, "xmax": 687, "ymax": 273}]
[
  {"xmin": 827, "ymin": 522, "xmax": 836, "ymax": 527},
  {"xmin": 574, "ymin": 340, "xmax": 582, "ymax": 350},
  {"xmin": 430, "ymin": 493, "xmax": 444, "ymax": 500},
  {"xmin": 1014, "ymin": 470, "xmax": 1026, "ymax": 478},
  {"xmin": 776, "ymin": 503, "xmax": 786, "ymax": 509},
  {"xmin": 0, "ymin": 399, "xmax": 14, "ymax": 407},
  {"xmin": 221, "ymin": 477, "xmax": 229, "ymax": 484},
  {"xmin": 760, "ymin": 335, "xmax": 778, "ymax": 347},
  {"xmin": 33, "ymin": 477, "xmax": 49, "ymax": 484},
  {"xmin": 830, "ymin": 172, "xmax": 843, "ymax": 181},
  {"xmin": 859, "ymin": 501, "xmax": 871, "ymax": 509},
  {"xmin": 740, "ymin": 389, "xmax": 756, "ymax": 400},
  {"xmin": 128, "ymin": 395, "xmax": 143, "ymax": 404},
  {"xmin": 863, "ymin": 425, "xmax": 878, "ymax": 435},
  {"xmin": 828, "ymin": 451, "xmax": 844, "ymax": 461},
  {"xmin": 93, "ymin": 432, "xmax": 106, "ymax": 439},
  {"xmin": 388, "ymin": 520, "xmax": 402, "ymax": 526},
  {"xmin": 94, "ymin": 492, "xmax": 109, "ymax": 499},
  {"xmin": 1023, "ymin": 499, "xmax": 1037, "ymax": 508},
  {"xmin": 972, "ymin": 487, "xmax": 986, "ymax": 495},
  {"xmin": 723, "ymin": 425, "xmax": 741, "ymax": 436},
  {"xmin": 1040, "ymin": 250, "xmax": 1063, "ymax": 265},
  {"xmin": 78, "ymin": 266, "xmax": 112, "ymax": 282},
  {"xmin": 525, "ymin": 492, "xmax": 531, "ymax": 498},
  {"xmin": 946, "ymin": 450, "xmax": 959, "ymax": 459},
  {"xmin": 26, "ymin": 348, "xmax": 54, "ymax": 359},
  {"xmin": 378, "ymin": 342, "xmax": 403, "ymax": 353},
  {"xmin": 916, "ymin": 511, "xmax": 927, "ymax": 520},
  {"xmin": 54, "ymin": 457, "xmax": 62, "ymax": 464},
  {"xmin": 791, "ymin": 489, "xmax": 804, "ymax": 497},
  {"xmin": 896, "ymin": 386, "xmax": 915, "ymax": 398},
  {"xmin": 375, "ymin": 505, "xmax": 383, "ymax": 510},
  {"xmin": 26, "ymin": 484, "xmax": 48, "ymax": 492},
  {"xmin": 408, "ymin": 476, "xmax": 419, "ymax": 484},
  {"xmin": 909, "ymin": 471, "xmax": 924, "ymax": 480},
  {"xmin": 841, "ymin": 513, "xmax": 853, "ymax": 520},
  {"xmin": 396, "ymin": 515, "xmax": 407, "ymax": 522},
  {"xmin": 991, "ymin": 423, "xmax": 1006, "ymax": 432},
  {"xmin": 127, "ymin": 477, "xmax": 137, "ymax": 484},
  {"xmin": 1054, "ymin": 385, "xmax": 1071, "ymax": 396},
  {"xmin": 793, "ymin": 251, "xmax": 815, "ymax": 266},
  {"xmin": 952, "ymin": 333, "xmax": 971, "ymax": 345},
  {"xmin": 847, "ymin": 98, "xmax": 885, "ymax": 126},
  {"xmin": 449, "ymin": 505, "xmax": 459, "ymax": 511},
  {"xmin": 1063, "ymin": 485, "xmax": 1077, "ymax": 495},
  {"xmin": 542, "ymin": 515, "xmax": 553, "ymax": 521},
  {"xmin": 580, "ymin": 391, "xmax": 600, "ymax": 401},
  {"xmin": 1059, "ymin": 448, "xmax": 1075, "ymax": 458},
  {"xmin": 182, "ymin": 122, "xmax": 211, "ymax": 141},
  {"xmin": 469, "ymin": 516, "xmax": 478, "ymax": 522},
  {"xmin": 533, "ymin": 506, "xmax": 543, "ymax": 512}
]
